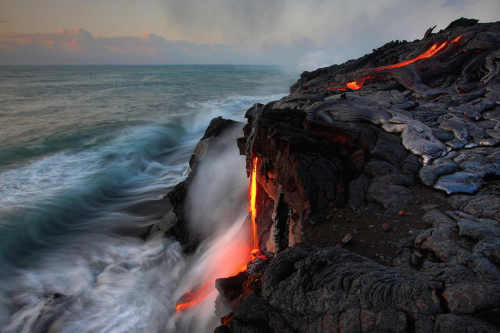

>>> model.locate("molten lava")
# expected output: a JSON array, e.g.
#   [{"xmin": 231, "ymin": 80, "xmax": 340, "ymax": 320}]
[
  {"xmin": 344, "ymin": 36, "xmax": 462, "ymax": 90},
  {"xmin": 373, "ymin": 37, "xmax": 461, "ymax": 72},
  {"xmin": 175, "ymin": 261, "xmax": 250, "ymax": 311},
  {"xmin": 346, "ymin": 78, "xmax": 366, "ymax": 90},
  {"xmin": 249, "ymin": 157, "xmax": 259, "ymax": 250},
  {"xmin": 175, "ymin": 157, "xmax": 265, "ymax": 312},
  {"xmin": 175, "ymin": 281, "xmax": 215, "ymax": 311}
]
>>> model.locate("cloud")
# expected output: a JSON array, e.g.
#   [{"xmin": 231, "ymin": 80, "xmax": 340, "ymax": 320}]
[
  {"xmin": 0, "ymin": 20, "xmax": 8, "ymax": 23},
  {"xmin": 159, "ymin": 0, "xmax": 500, "ymax": 68},
  {"xmin": 162, "ymin": 0, "xmax": 284, "ymax": 46},
  {"xmin": 441, "ymin": 0, "xmax": 469, "ymax": 9},
  {"xmin": 0, "ymin": 27, "xmax": 250, "ymax": 65},
  {"xmin": 1, "ymin": 0, "xmax": 499, "ymax": 67},
  {"xmin": 296, "ymin": 51, "xmax": 339, "ymax": 73}
]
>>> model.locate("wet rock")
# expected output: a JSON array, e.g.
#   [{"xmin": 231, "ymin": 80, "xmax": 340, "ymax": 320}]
[
  {"xmin": 145, "ymin": 210, "xmax": 178, "ymax": 242},
  {"xmin": 201, "ymin": 117, "xmax": 240, "ymax": 141}
]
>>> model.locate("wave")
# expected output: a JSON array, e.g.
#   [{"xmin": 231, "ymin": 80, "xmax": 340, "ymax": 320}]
[{"xmin": 0, "ymin": 90, "xmax": 284, "ymax": 332}]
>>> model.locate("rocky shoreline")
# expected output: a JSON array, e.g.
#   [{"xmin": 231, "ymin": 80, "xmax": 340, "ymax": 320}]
[{"xmin": 159, "ymin": 18, "xmax": 500, "ymax": 332}]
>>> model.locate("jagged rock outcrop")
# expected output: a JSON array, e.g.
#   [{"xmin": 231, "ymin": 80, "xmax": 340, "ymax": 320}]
[{"xmin": 166, "ymin": 117, "xmax": 243, "ymax": 252}]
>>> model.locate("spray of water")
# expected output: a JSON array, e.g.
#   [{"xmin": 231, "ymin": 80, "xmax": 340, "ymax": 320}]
[
  {"xmin": 170, "ymin": 123, "xmax": 250, "ymax": 332},
  {"xmin": 0, "ymin": 123, "xmax": 249, "ymax": 333}
]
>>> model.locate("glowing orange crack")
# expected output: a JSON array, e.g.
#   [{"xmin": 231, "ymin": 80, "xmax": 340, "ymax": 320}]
[{"xmin": 249, "ymin": 157, "xmax": 259, "ymax": 251}]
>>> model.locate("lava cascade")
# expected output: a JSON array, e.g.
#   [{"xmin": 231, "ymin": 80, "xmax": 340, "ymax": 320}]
[
  {"xmin": 175, "ymin": 157, "xmax": 263, "ymax": 311},
  {"xmin": 249, "ymin": 157, "xmax": 259, "ymax": 251}
]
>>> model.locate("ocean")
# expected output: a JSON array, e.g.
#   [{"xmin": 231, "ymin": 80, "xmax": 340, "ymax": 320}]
[{"xmin": 0, "ymin": 65, "xmax": 296, "ymax": 332}]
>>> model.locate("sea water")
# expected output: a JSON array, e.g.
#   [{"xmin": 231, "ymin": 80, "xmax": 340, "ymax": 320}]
[{"xmin": 0, "ymin": 65, "xmax": 296, "ymax": 332}]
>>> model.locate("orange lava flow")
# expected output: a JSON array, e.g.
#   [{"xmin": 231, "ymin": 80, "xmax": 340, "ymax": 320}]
[
  {"xmin": 373, "ymin": 37, "xmax": 459, "ymax": 72},
  {"xmin": 344, "ymin": 36, "xmax": 462, "ymax": 90},
  {"xmin": 346, "ymin": 78, "xmax": 365, "ymax": 90},
  {"xmin": 175, "ymin": 281, "xmax": 215, "ymax": 311},
  {"xmin": 175, "ymin": 262, "xmax": 251, "ymax": 311},
  {"xmin": 249, "ymin": 157, "xmax": 259, "ymax": 250}
]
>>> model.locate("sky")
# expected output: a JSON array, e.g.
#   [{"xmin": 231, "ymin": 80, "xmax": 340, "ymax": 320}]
[{"xmin": 0, "ymin": 0, "xmax": 499, "ymax": 70}]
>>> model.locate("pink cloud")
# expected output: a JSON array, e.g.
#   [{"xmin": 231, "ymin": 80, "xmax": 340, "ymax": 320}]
[{"xmin": 0, "ymin": 28, "xmax": 248, "ymax": 65}]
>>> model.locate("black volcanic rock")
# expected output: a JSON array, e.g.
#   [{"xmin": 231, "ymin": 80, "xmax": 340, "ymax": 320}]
[
  {"xmin": 217, "ymin": 244, "xmax": 500, "ymax": 333},
  {"xmin": 445, "ymin": 17, "xmax": 479, "ymax": 30},
  {"xmin": 213, "ymin": 18, "xmax": 500, "ymax": 333}
]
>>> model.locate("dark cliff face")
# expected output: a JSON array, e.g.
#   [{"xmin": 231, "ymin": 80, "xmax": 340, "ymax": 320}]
[{"xmin": 214, "ymin": 18, "xmax": 500, "ymax": 332}]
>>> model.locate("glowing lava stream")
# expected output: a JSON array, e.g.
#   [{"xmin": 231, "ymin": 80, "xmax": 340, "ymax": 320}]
[
  {"xmin": 175, "ymin": 157, "xmax": 261, "ymax": 311},
  {"xmin": 344, "ymin": 36, "xmax": 462, "ymax": 90},
  {"xmin": 175, "ymin": 281, "xmax": 215, "ymax": 311},
  {"xmin": 249, "ymin": 157, "xmax": 259, "ymax": 250}
]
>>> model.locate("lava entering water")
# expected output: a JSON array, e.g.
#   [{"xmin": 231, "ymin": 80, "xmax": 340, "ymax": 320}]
[
  {"xmin": 175, "ymin": 157, "xmax": 262, "ymax": 311},
  {"xmin": 175, "ymin": 281, "xmax": 215, "ymax": 311}
]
